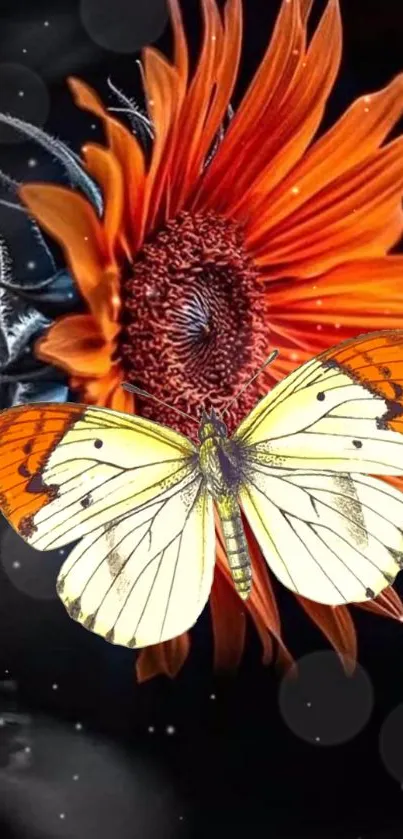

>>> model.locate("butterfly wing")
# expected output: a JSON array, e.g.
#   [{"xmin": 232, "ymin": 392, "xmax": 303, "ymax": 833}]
[
  {"xmin": 0, "ymin": 403, "xmax": 216, "ymax": 645},
  {"xmin": 233, "ymin": 330, "xmax": 403, "ymax": 604}
]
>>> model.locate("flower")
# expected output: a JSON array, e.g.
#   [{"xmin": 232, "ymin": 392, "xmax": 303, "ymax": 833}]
[{"xmin": 4, "ymin": 0, "xmax": 403, "ymax": 679}]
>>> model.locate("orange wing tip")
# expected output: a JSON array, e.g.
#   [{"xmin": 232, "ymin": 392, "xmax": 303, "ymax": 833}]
[
  {"xmin": 321, "ymin": 330, "xmax": 403, "ymax": 434},
  {"xmin": 0, "ymin": 403, "xmax": 85, "ymax": 538}
]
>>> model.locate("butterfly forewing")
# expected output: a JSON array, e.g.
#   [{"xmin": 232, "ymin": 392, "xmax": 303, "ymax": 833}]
[
  {"xmin": 234, "ymin": 330, "xmax": 403, "ymax": 605},
  {"xmin": 0, "ymin": 403, "xmax": 216, "ymax": 646}
]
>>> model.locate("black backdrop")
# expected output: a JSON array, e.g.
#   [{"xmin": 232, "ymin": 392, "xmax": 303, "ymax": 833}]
[{"xmin": 0, "ymin": 1, "xmax": 403, "ymax": 837}]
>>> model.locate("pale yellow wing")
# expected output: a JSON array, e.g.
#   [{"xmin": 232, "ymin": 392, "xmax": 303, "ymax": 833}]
[
  {"xmin": 233, "ymin": 331, "xmax": 403, "ymax": 605},
  {"xmin": 233, "ymin": 331, "xmax": 403, "ymax": 474},
  {"xmin": 239, "ymin": 468, "xmax": 403, "ymax": 604},
  {"xmin": 0, "ymin": 403, "xmax": 216, "ymax": 646}
]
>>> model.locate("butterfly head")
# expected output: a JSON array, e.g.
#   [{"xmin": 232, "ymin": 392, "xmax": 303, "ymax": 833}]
[{"xmin": 198, "ymin": 408, "xmax": 228, "ymax": 443}]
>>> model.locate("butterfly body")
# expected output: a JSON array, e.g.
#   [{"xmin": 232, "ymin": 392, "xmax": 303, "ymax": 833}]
[
  {"xmin": 2, "ymin": 330, "xmax": 403, "ymax": 650},
  {"xmin": 198, "ymin": 408, "xmax": 252, "ymax": 599}
]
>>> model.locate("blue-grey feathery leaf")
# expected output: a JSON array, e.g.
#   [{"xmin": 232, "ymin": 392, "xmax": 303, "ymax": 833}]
[
  {"xmin": 107, "ymin": 75, "xmax": 154, "ymax": 143},
  {"xmin": 10, "ymin": 380, "xmax": 69, "ymax": 406},
  {"xmin": 0, "ymin": 113, "xmax": 103, "ymax": 214}
]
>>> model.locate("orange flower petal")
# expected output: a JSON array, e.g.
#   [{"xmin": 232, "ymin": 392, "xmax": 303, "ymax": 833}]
[
  {"xmin": 250, "ymin": 73, "xmax": 403, "ymax": 235},
  {"xmin": 228, "ymin": 0, "xmax": 343, "ymax": 218},
  {"xmin": 251, "ymin": 137, "xmax": 403, "ymax": 276},
  {"xmin": 20, "ymin": 183, "xmax": 119, "ymax": 341},
  {"xmin": 268, "ymin": 257, "xmax": 403, "ymax": 333},
  {"xmin": 210, "ymin": 550, "xmax": 246, "ymax": 671},
  {"xmin": 169, "ymin": 0, "xmax": 223, "ymax": 215},
  {"xmin": 296, "ymin": 597, "xmax": 357, "ymax": 675},
  {"xmin": 194, "ymin": 0, "xmax": 305, "ymax": 210},
  {"xmin": 136, "ymin": 634, "xmax": 191, "ymax": 682},
  {"xmin": 81, "ymin": 143, "xmax": 124, "ymax": 263},
  {"xmin": 36, "ymin": 314, "xmax": 112, "ymax": 377},
  {"xmin": 68, "ymin": 77, "xmax": 146, "ymax": 253},
  {"xmin": 356, "ymin": 586, "xmax": 403, "ymax": 621}
]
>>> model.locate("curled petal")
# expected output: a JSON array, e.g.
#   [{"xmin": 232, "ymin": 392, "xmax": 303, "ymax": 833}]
[
  {"xmin": 136, "ymin": 634, "xmax": 190, "ymax": 682},
  {"xmin": 36, "ymin": 314, "xmax": 112, "ymax": 377},
  {"xmin": 20, "ymin": 183, "xmax": 119, "ymax": 340},
  {"xmin": 82, "ymin": 144, "xmax": 124, "ymax": 261}
]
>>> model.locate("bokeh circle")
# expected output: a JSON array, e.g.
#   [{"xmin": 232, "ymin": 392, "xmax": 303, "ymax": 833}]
[
  {"xmin": 80, "ymin": 0, "xmax": 168, "ymax": 54},
  {"xmin": 278, "ymin": 651, "xmax": 374, "ymax": 746},
  {"xmin": 379, "ymin": 704, "xmax": 403, "ymax": 783},
  {"xmin": 0, "ymin": 525, "xmax": 65, "ymax": 601},
  {"xmin": 0, "ymin": 64, "xmax": 49, "ymax": 144}
]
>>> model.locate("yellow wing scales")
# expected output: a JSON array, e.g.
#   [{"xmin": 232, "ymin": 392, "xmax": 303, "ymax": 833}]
[{"xmin": 234, "ymin": 331, "xmax": 403, "ymax": 605}]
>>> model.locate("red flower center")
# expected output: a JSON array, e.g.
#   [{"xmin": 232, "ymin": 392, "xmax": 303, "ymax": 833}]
[{"xmin": 119, "ymin": 211, "xmax": 269, "ymax": 437}]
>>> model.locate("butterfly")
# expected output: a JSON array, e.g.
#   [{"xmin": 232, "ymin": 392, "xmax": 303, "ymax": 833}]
[{"xmin": 1, "ymin": 329, "xmax": 403, "ymax": 650}]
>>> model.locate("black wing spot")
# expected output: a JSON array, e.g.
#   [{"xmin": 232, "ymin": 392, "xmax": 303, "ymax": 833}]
[
  {"xmin": 18, "ymin": 463, "xmax": 31, "ymax": 478},
  {"xmin": 352, "ymin": 440, "xmax": 362, "ymax": 449},
  {"xmin": 23, "ymin": 441, "xmax": 33, "ymax": 455},
  {"xmin": 94, "ymin": 439, "xmax": 103, "ymax": 449},
  {"xmin": 316, "ymin": 392, "xmax": 325, "ymax": 401},
  {"xmin": 365, "ymin": 587, "xmax": 375, "ymax": 599},
  {"xmin": 380, "ymin": 366, "xmax": 391, "ymax": 378},
  {"xmin": 80, "ymin": 494, "xmax": 93, "ymax": 509}
]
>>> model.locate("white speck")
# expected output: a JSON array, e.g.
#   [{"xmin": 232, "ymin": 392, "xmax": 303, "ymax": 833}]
[
  {"xmin": 291, "ymin": 185, "xmax": 300, "ymax": 195},
  {"xmin": 148, "ymin": 725, "xmax": 155, "ymax": 733},
  {"xmin": 84, "ymin": 236, "xmax": 89, "ymax": 241},
  {"xmin": 292, "ymin": 49, "xmax": 299, "ymax": 56},
  {"xmin": 91, "ymin": 123, "xmax": 96, "ymax": 130},
  {"xmin": 44, "ymin": 20, "xmax": 50, "ymax": 27},
  {"xmin": 179, "ymin": 815, "xmax": 184, "ymax": 821},
  {"xmin": 211, "ymin": 35, "xmax": 216, "ymax": 41},
  {"xmin": 27, "ymin": 260, "xmax": 36, "ymax": 270},
  {"xmin": 22, "ymin": 48, "xmax": 27, "ymax": 54},
  {"xmin": 209, "ymin": 693, "xmax": 216, "ymax": 700},
  {"xmin": 364, "ymin": 107, "xmax": 369, "ymax": 113},
  {"xmin": 316, "ymin": 324, "xmax": 322, "ymax": 331},
  {"xmin": 166, "ymin": 725, "xmax": 176, "ymax": 735},
  {"xmin": 290, "ymin": 352, "xmax": 299, "ymax": 361},
  {"xmin": 18, "ymin": 90, "xmax": 24, "ymax": 98},
  {"xmin": 4, "ymin": 670, "xmax": 9, "ymax": 675},
  {"xmin": 52, "ymin": 683, "xmax": 58, "ymax": 691},
  {"xmin": 0, "ymin": 718, "xmax": 5, "ymax": 727},
  {"xmin": 335, "ymin": 323, "xmax": 341, "ymax": 329},
  {"xmin": 315, "ymin": 736, "xmax": 320, "ymax": 742},
  {"xmin": 24, "ymin": 746, "xmax": 31, "ymax": 754},
  {"xmin": 12, "ymin": 561, "xmax": 20, "ymax": 569},
  {"xmin": 59, "ymin": 548, "xmax": 65, "ymax": 556},
  {"xmin": 67, "ymin": 292, "xmax": 74, "ymax": 299},
  {"xmin": 28, "ymin": 158, "xmax": 37, "ymax": 168},
  {"xmin": 364, "ymin": 95, "xmax": 371, "ymax": 104},
  {"xmin": 72, "ymin": 774, "xmax": 79, "ymax": 781},
  {"xmin": 316, "ymin": 299, "xmax": 322, "ymax": 306},
  {"xmin": 75, "ymin": 722, "xmax": 82, "ymax": 731},
  {"xmin": 306, "ymin": 701, "xmax": 312, "ymax": 707},
  {"xmin": 59, "ymin": 813, "xmax": 66, "ymax": 820}
]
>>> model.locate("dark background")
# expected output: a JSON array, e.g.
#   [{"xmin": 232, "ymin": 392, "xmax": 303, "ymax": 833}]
[{"xmin": 0, "ymin": 0, "xmax": 403, "ymax": 837}]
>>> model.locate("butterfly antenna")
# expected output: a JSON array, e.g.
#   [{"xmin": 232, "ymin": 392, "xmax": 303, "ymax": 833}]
[
  {"xmin": 221, "ymin": 349, "xmax": 279, "ymax": 417},
  {"xmin": 121, "ymin": 382, "xmax": 200, "ymax": 426}
]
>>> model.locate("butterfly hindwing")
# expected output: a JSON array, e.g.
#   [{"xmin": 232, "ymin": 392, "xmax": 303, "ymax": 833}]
[
  {"xmin": 234, "ymin": 330, "xmax": 403, "ymax": 604},
  {"xmin": 239, "ymin": 467, "xmax": 403, "ymax": 604},
  {"xmin": 56, "ymin": 476, "xmax": 215, "ymax": 647}
]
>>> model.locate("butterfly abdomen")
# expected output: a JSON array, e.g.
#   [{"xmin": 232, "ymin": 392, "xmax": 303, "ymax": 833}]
[{"xmin": 216, "ymin": 496, "xmax": 252, "ymax": 600}]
